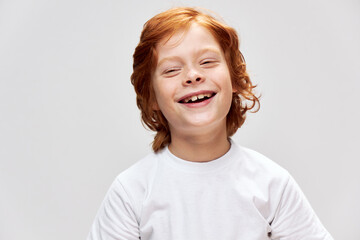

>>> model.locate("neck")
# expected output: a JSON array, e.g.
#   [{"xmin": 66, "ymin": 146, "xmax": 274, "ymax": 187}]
[{"xmin": 168, "ymin": 123, "xmax": 230, "ymax": 162}]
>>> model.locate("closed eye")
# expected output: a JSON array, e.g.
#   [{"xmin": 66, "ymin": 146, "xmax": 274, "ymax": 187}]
[
  {"xmin": 162, "ymin": 67, "xmax": 181, "ymax": 77},
  {"xmin": 165, "ymin": 69, "xmax": 178, "ymax": 74},
  {"xmin": 200, "ymin": 59, "xmax": 219, "ymax": 67}
]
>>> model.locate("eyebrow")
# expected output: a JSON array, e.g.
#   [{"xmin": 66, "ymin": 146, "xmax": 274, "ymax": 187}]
[
  {"xmin": 197, "ymin": 47, "xmax": 222, "ymax": 57},
  {"xmin": 157, "ymin": 47, "xmax": 222, "ymax": 68}
]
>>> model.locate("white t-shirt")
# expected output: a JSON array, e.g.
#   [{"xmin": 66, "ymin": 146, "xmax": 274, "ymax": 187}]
[{"xmin": 87, "ymin": 140, "xmax": 333, "ymax": 240}]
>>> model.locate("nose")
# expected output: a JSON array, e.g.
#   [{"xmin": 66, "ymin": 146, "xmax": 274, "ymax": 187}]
[{"xmin": 183, "ymin": 67, "xmax": 205, "ymax": 85}]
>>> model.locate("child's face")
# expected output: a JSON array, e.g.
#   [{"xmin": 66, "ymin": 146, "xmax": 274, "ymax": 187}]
[{"xmin": 152, "ymin": 22, "xmax": 234, "ymax": 137}]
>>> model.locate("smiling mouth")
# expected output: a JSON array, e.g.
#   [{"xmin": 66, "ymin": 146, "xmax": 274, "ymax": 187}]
[{"xmin": 179, "ymin": 92, "xmax": 216, "ymax": 104}]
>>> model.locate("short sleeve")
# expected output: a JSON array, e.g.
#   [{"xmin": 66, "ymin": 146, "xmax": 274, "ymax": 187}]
[
  {"xmin": 270, "ymin": 175, "xmax": 333, "ymax": 240},
  {"xmin": 87, "ymin": 178, "xmax": 140, "ymax": 240}
]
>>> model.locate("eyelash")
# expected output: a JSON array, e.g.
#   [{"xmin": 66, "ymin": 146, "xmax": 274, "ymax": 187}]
[
  {"xmin": 163, "ymin": 68, "xmax": 180, "ymax": 74},
  {"xmin": 201, "ymin": 59, "xmax": 217, "ymax": 65},
  {"xmin": 162, "ymin": 59, "xmax": 218, "ymax": 75}
]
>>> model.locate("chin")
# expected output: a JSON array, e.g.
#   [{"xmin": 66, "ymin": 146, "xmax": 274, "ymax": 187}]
[{"xmin": 187, "ymin": 116, "xmax": 226, "ymax": 130}]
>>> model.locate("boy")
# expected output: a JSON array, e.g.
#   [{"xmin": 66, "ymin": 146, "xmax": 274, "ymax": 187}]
[{"xmin": 88, "ymin": 7, "xmax": 333, "ymax": 240}]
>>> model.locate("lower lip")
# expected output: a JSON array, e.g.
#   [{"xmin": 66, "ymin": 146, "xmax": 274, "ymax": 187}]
[{"xmin": 180, "ymin": 95, "xmax": 214, "ymax": 108}]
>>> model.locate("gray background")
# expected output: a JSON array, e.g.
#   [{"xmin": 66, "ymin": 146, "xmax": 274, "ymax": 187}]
[{"xmin": 1, "ymin": 0, "xmax": 359, "ymax": 239}]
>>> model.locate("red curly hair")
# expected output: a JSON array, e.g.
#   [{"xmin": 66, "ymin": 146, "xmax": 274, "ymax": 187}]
[{"xmin": 131, "ymin": 7, "xmax": 260, "ymax": 152}]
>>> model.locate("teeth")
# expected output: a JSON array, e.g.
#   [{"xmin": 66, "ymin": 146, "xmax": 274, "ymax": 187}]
[{"xmin": 182, "ymin": 93, "xmax": 213, "ymax": 103}]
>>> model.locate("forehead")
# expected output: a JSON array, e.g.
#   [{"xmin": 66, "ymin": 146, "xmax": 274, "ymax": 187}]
[{"xmin": 155, "ymin": 22, "xmax": 222, "ymax": 58}]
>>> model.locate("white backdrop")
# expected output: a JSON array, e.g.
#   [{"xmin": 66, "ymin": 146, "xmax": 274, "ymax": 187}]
[{"xmin": 1, "ymin": 0, "xmax": 359, "ymax": 239}]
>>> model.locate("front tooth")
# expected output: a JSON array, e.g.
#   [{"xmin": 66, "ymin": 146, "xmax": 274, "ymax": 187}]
[
  {"xmin": 198, "ymin": 94, "xmax": 204, "ymax": 99},
  {"xmin": 191, "ymin": 96, "xmax": 198, "ymax": 101}
]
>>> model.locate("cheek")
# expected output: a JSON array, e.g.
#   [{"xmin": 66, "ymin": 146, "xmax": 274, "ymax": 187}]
[
  {"xmin": 152, "ymin": 81, "xmax": 165, "ymax": 111},
  {"xmin": 216, "ymin": 67, "xmax": 232, "ymax": 91},
  {"xmin": 153, "ymin": 85, "xmax": 172, "ymax": 112},
  {"xmin": 154, "ymin": 84, "xmax": 168, "ymax": 102},
  {"xmin": 220, "ymin": 72, "xmax": 234, "ymax": 106},
  {"xmin": 155, "ymin": 77, "xmax": 177, "ymax": 97}
]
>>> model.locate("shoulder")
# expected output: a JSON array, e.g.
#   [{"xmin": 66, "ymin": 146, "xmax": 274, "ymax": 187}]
[
  {"xmin": 230, "ymin": 142, "xmax": 294, "ymax": 221},
  {"xmin": 115, "ymin": 151, "xmax": 161, "ymax": 194},
  {"xmin": 233, "ymin": 142, "xmax": 290, "ymax": 180},
  {"xmin": 230, "ymin": 142, "xmax": 291, "ymax": 205},
  {"xmin": 117, "ymin": 152, "xmax": 160, "ymax": 182},
  {"xmin": 105, "ymin": 151, "xmax": 161, "ymax": 221}
]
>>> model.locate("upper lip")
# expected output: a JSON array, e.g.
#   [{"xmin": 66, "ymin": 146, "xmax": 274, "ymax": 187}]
[{"xmin": 177, "ymin": 90, "xmax": 216, "ymax": 103}]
